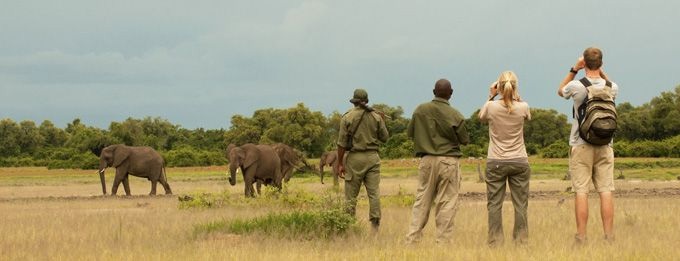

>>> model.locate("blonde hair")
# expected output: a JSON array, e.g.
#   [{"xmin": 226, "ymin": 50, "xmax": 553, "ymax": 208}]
[{"xmin": 497, "ymin": 71, "xmax": 520, "ymax": 113}]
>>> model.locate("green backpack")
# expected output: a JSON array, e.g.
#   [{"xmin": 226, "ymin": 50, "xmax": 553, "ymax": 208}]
[{"xmin": 575, "ymin": 78, "xmax": 617, "ymax": 145}]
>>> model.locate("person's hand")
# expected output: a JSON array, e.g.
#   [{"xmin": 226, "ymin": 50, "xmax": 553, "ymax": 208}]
[
  {"xmin": 573, "ymin": 56, "xmax": 585, "ymax": 71},
  {"xmin": 488, "ymin": 81, "xmax": 499, "ymax": 100},
  {"xmin": 337, "ymin": 164, "xmax": 345, "ymax": 179}
]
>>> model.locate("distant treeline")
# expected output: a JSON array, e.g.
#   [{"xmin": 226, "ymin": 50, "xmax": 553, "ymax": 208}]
[{"xmin": 1, "ymin": 86, "xmax": 679, "ymax": 169}]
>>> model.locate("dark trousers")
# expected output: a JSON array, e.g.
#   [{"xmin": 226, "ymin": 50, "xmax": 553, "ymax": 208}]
[{"xmin": 485, "ymin": 161, "xmax": 531, "ymax": 246}]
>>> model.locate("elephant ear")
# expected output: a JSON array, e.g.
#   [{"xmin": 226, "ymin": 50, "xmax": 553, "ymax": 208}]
[
  {"xmin": 242, "ymin": 144, "xmax": 259, "ymax": 168},
  {"xmin": 275, "ymin": 145, "xmax": 296, "ymax": 165},
  {"xmin": 112, "ymin": 145, "xmax": 131, "ymax": 167}
]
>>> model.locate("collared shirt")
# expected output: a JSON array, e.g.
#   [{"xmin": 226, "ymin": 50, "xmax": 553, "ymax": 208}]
[
  {"xmin": 337, "ymin": 106, "xmax": 389, "ymax": 151},
  {"xmin": 408, "ymin": 97, "xmax": 470, "ymax": 157}
]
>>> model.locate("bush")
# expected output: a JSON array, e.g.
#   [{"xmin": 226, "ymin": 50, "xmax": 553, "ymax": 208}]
[
  {"xmin": 46, "ymin": 151, "xmax": 99, "ymax": 169},
  {"xmin": 163, "ymin": 146, "xmax": 226, "ymax": 167},
  {"xmin": 540, "ymin": 141, "xmax": 570, "ymax": 158},
  {"xmin": 192, "ymin": 195, "xmax": 358, "ymax": 239},
  {"xmin": 462, "ymin": 144, "xmax": 485, "ymax": 158}
]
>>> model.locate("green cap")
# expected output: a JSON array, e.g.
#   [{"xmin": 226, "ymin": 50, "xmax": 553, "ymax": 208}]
[{"xmin": 350, "ymin": 89, "xmax": 369, "ymax": 103}]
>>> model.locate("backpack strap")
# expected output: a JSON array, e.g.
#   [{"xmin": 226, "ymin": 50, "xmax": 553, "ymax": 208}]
[
  {"xmin": 605, "ymin": 80, "xmax": 612, "ymax": 88},
  {"xmin": 573, "ymin": 78, "xmax": 591, "ymax": 119}
]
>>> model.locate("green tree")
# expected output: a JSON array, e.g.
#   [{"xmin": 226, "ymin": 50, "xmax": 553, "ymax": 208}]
[
  {"xmin": 39, "ymin": 120, "xmax": 68, "ymax": 147},
  {"xmin": 17, "ymin": 120, "xmax": 45, "ymax": 156},
  {"xmin": 523, "ymin": 109, "xmax": 570, "ymax": 155},
  {"xmin": 0, "ymin": 119, "xmax": 21, "ymax": 157}
]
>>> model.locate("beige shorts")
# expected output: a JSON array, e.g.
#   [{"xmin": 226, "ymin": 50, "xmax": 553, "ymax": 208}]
[{"xmin": 570, "ymin": 144, "xmax": 615, "ymax": 194}]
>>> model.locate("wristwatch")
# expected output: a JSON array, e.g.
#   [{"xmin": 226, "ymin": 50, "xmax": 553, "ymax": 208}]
[{"xmin": 569, "ymin": 67, "xmax": 579, "ymax": 74}]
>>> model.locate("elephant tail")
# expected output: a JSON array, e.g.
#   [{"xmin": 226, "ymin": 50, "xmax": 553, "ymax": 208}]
[{"xmin": 161, "ymin": 165, "xmax": 168, "ymax": 182}]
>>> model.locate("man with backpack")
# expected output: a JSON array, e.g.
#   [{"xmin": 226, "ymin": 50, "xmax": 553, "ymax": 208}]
[{"xmin": 558, "ymin": 47, "xmax": 618, "ymax": 244}]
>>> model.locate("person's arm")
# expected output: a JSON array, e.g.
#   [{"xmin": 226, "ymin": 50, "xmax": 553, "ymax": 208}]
[
  {"xmin": 454, "ymin": 120, "xmax": 470, "ymax": 145},
  {"xmin": 558, "ymin": 57, "xmax": 585, "ymax": 97},
  {"xmin": 479, "ymin": 82, "xmax": 497, "ymax": 123},
  {"xmin": 335, "ymin": 117, "xmax": 349, "ymax": 178},
  {"xmin": 336, "ymin": 145, "xmax": 346, "ymax": 179}
]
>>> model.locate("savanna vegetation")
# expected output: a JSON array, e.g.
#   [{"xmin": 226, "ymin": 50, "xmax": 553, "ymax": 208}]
[{"xmin": 1, "ymin": 159, "xmax": 679, "ymax": 260}]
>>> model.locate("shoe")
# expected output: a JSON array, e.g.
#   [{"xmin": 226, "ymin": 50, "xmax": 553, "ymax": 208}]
[
  {"xmin": 370, "ymin": 219, "xmax": 380, "ymax": 234},
  {"xmin": 604, "ymin": 234, "xmax": 615, "ymax": 243},
  {"xmin": 572, "ymin": 234, "xmax": 587, "ymax": 248}
]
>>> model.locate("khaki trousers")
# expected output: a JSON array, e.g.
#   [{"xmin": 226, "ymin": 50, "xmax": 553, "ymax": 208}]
[
  {"xmin": 485, "ymin": 161, "xmax": 530, "ymax": 246},
  {"xmin": 406, "ymin": 156, "xmax": 461, "ymax": 244},
  {"xmin": 344, "ymin": 151, "xmax": 381, "ymax": 224}
]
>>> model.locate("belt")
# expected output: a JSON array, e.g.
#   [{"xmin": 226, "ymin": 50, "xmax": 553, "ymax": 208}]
[
  {"xmin": 417, "ymin": 153, "xmax": 460, "ymax": 158},
  {"xmin": 349, "ymin": 149, "xmax": 378, "ymax": 153}
]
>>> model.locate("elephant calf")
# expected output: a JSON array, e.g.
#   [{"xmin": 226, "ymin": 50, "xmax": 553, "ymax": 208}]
[
  {"xmin": 98, "ymin": 144, "xmax": 172, "ymax": 196},
  {"xmin": 227, "ymin": 143, "xmax": 283, "ymax": 197},
  {"xmin": 319, "ymin": 150, "xmax": 340, "ymax": 186}
]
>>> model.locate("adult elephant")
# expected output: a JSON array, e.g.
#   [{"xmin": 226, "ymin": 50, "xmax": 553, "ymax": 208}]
[
  {"xmin": 227, "ymin": 143, "xmax": 283, "ymax": 197},
  {"xmin": 97, "ymin": 144, "xmax": 172, "ymax": 196},
  {"xmin": 319, "ymin": 150, "xmax": 340, "ymax": 186},
  {"xmin": 270, "ymin": 143, "xmax": 309, "ymax": 183}
]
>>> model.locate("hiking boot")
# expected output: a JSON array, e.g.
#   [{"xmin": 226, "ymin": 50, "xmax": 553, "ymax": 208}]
[{"xmin": 370, "ymin": 219, "xmax": 380, "ymax": 234}]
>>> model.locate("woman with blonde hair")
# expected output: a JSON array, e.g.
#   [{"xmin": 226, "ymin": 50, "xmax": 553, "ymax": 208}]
[{"xmin": 479, "ymin": 71, "xmax": 531, "ymax": 247}]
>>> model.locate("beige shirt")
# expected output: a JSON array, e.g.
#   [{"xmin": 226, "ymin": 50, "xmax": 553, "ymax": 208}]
[{"xmin": 479, "ymin": 100, "xmax": 531, "ymax": 160}]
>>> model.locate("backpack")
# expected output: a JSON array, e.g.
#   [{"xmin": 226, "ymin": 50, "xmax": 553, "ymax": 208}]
[{"xmin": 574, "ymin": 78, "xmax": 617, "ymax": 145}]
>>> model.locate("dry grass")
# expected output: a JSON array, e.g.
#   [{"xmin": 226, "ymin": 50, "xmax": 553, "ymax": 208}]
[{"xmin": 1, "ymin": 160, "xmax": 679, "ymax": 260}]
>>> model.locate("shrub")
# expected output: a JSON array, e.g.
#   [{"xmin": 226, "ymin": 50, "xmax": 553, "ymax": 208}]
[
  {"xmin": 193, "ymin": 197, "xmax": 358, "ymax": 239},
  {"xmin": 163, "ymin": 147, "xmax": 227, "ymax": 167},
  {"xmin": 540, "ymin": 141, "xmax": 570, "ymax": 158},
  {"xmin": 462, "ymin": 144, "xmax": 485, "ymax": 158}
]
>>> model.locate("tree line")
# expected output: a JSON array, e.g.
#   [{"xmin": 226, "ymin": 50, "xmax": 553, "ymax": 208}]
[{"xmin": 1, "ymin": 86, "xmax": 679, "ymax": 169}]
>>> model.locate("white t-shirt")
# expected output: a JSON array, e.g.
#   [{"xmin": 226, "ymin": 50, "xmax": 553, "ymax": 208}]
[{"xmin": 562, "ymin": 77, "xmax": 619, "ymax": 146}]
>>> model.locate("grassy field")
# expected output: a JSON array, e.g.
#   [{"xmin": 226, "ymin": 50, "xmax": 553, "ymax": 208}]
[{"xmin": 1, "ymin": 157, "xmax": 679, "ymax": 260}]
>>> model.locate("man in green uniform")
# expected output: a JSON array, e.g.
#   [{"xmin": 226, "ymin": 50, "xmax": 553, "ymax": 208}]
[
  {"xmin": 405, "ymin": 79, "xmax": 469, "ymax": 244},
  {"xmin": 337, "ymin": 89, "xmax": 389, "ymax": 231}
]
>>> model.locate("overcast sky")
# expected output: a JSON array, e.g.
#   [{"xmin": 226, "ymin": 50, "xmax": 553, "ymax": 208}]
[{"xmin": 1, "ymin": 0, "xmax": 678, "ymax": 129}]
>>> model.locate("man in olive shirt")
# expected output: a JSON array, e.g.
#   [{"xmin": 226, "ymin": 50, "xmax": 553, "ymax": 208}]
[
  {"xmin": 405, "ymin": 79, "xmax": 470, "ymax": 244},
  {"xmin": 337, "ymin": 89, "xmax": 389, "ymax": 231}
]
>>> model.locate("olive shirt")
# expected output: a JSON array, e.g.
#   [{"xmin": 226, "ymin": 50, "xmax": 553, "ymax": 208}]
[
  {"xmin": 337, "ymin": 106, "xmax": 389, "ymax": 151},
  {"xmin": 408, "ymin": 97, "xmax": 470, "ymax": 156}
]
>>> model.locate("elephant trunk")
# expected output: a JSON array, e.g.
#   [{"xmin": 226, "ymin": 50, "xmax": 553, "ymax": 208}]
[
  {"xmin": 98, "ymin": 159, "xmax": 107, "ymax": 195},
  {"xmin": 228, "ymin": 163, "xmax": 237, "ymax": 186},
  {"xmin": 98, "ymin": 169, "xmax": 107, "ymax": 195},
  {"xmin": 319, "ymin": 161, "xmax": 325, "ymax": 184}
]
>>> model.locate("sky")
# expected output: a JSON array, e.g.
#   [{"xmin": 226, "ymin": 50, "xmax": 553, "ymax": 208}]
[{"xmin": 1, "ymin": 0, "xmax": 679, "ymax": 129}]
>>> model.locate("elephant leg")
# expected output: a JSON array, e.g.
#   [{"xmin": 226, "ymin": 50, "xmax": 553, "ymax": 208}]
[
  {"xmin": 122, "ymin": 176, "xmax": 131, "ymax": 196},
  {"xmin": 149, "ymin": 180, "xmax": 158, "ymax": 195},
  {"xmin": 320, "ymin": 171, "xmax": 325, "ymax": 184},
  {"xmin": 256, "ymin": 180, "xmax": 262, "ymax": 195},
  {"xmin": 244, "ymin": 176, "xmax": 255, "ymax": 197},
  {"xmin": 111, "ymin": 169, "xmax": 126, "ymax": 196},
  {"xmin": 332, "ymin": 163, "xmax": 340, "ymax": 187},
  {"xmin": 283, "ymin": 169, "xmax": 290, "ymax": 183},
  {"xmin": 159, "ymin": 177, "xmax": 172, "ymax": 195}
]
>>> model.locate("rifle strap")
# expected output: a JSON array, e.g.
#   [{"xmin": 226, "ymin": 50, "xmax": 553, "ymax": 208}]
[{"xmin": 347, "ymin": 110, "xmax": 367, "ymax": 145}]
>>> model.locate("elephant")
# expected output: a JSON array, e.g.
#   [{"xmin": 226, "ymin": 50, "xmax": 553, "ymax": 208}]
[
  {"xmin": 270, "ymin": 143, "xmax": 310, "ymax": 183},
  {"xmin": 319, "ymin": 150, "xmax": 340, "ymax": 186},
  {"xmin": 227, "ymin": 143, "xmax": 283, "ymax": 197},
  {"xmin": 97, "ymin": 144, "xmax": 172, "ymax": 196}
]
